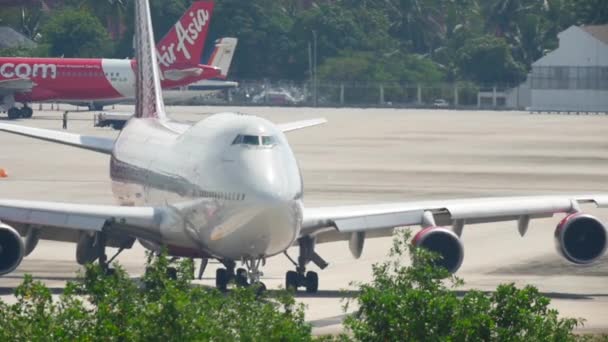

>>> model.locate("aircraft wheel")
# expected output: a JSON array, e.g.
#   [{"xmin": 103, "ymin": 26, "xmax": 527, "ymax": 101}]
[
  {"xmin": 216, "ymin": 268, "xmax": 229, "ymax": 292},
  {"xmin": 235, "ymin": 268, "xmax": 248, "ymax": 286},
  {"xmin": 7, "ymin": 108, "xmax": 20, "ymax": 120},
  {"xmin": 21, "ymin": 107, "xmax": 33, "ymax": 118},
  {"xmin": 285, "ymin": 270, "xmax": 299, "ymax": 291},
  {"xmin": 305, "ymin": 271, "xmax": 318, "ymax": 293}
]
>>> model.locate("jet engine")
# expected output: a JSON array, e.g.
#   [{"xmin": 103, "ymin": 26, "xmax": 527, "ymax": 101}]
[
  {"xmin": 555, "ymin": 213, "xmax": 607, "ymax": 264},
  {"xmin": 412, "ymin": 227, "xmax": 464, "ymax": 273},
  {"xmin": 0, "ymin": 222, "xmax": 25, "ymax": 275}
]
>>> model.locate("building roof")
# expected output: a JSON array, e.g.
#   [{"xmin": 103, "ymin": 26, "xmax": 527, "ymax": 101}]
[
  {"xmin": 581, "ymin": 25, "xmax": 608, "ymax": 45},
  {"xmin": 0, "ymin": 26, "xmax": 36, "ymax": 49}
]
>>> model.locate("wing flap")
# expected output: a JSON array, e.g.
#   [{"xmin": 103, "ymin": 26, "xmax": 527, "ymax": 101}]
[
  {"xmin": 0, "ymin": 123, "xmax": 114, "ymax": 154},
  {"xmin": 334, "ymin": 210, "xmax": 424, "ymax": 233}
]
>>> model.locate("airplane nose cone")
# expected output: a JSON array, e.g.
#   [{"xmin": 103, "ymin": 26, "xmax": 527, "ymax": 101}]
[{"xmin": 238, "ymin": 149, "xmax": 302, "ymax": 202}]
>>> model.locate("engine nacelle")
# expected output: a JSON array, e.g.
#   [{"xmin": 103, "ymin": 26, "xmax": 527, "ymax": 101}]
[
  {"xmin": 412, "ymin": 227, "xmax": 464, "ymax": 273},
  {"xmin": 555, "ymin": 213, "xmax": 607, "ymax": 264},
  {"xmin": 0, "ymin": 222, "xmax": 25, "ymax": 275}
]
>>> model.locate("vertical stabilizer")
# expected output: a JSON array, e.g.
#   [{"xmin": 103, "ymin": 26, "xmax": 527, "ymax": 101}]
[
  {"xmin": 156, "ymin": 1, "xmax": 214, "ymax": 69},
  {"xmin": 134, "ymin": 0, "xmax": 165, "ymax": 119},
  {"xmin": 207, "ymin": 37, "xmax": 238, "ymax": 79}
]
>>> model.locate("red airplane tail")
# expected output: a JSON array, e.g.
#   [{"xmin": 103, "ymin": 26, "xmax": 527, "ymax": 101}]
[{"xmin": 155, "ymin": 1, "xmax": 214, "ymax": 69}]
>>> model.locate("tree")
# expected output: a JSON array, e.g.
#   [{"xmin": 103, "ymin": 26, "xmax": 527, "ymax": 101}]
[
  {"xmin": 0, "ymin": 3, "xmax": 45, "ymax": 42},
  {"xmin": 382, "ymin": 0, "xmax": 448, "ymax": 54},
  {"xmin": 67, "ymin": 0, "xmax": 129, "ymax": 40},
  {"xmin": 456, "ymin": 35, "xmax": 526, "ymax": 85},
  {"xmin": 343, "ymin": 230, "xmax": 583, "ymax": 341},
  {"xmin": 113, "ymin": 0, "xmax": 192, "ymax": 58},
  {"xmin": 208, "ymin": 0, "xmax": 295, "ymax": 79},
  {"xmin": 0, "ymin": 252, "xmax": 312, "ymax": 341},
  {"xmin": 290, "ymin": 2, "xmax": 394, "ymax": 80},
  {"xmin": 39, "ymin": 8, "xmax": 113, "ymax": 58},
  {"xmin": 0, "ymin": 46, "xmax": 39, "ymax": 57},
  {"xmin": 569, "ymin": 0, "xmax": 608, "ymax": 25}
]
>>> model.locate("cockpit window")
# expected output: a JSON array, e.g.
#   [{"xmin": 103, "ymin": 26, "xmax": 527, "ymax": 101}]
[
  {"xmin": 232, "ymin": 134, "xmax": 278, "ymax": 147},
  {"xmin": 232, "ymin": 134, "xmax": 259, "ymax": 145},
  {"xmin": 242, "ymin": 135, "xmax": 259, "ymax": 145},
  {"xmin": 231, "ymin": 135, "xmax": 243, "ymax": 145},
  {"xmin": 261, "ymin": 136, "xmax": 276, "ymax": 146}
]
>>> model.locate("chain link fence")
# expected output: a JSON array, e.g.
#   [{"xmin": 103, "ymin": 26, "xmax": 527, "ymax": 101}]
[{"xmin": 194, "ymin": 80, "xmax": 529, "ymax": 109}]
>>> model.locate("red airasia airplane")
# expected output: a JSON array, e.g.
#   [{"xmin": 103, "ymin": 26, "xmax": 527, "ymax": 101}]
[{"xmin": 0, "ymin": 1, "xmax": 222, "ymax": 119}]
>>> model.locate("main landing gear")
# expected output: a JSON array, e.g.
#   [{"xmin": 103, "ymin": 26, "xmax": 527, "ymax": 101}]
[
  {"xmin": 95, "ymin": 233, "xmax": 127, "ymax": 276},
  {"xmin": 215, "ymin": 258, "xmax": 267, "ymax": 292},
  {"xmin": 7, "ymin": 105, "xmax": 33, "ymax": 119},
  {"xmin": 284, "ymin": 236, "xmax": 328, "ymax": 293}
]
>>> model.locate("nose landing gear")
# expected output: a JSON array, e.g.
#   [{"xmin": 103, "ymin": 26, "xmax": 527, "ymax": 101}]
[
  {"xmin": 284, "ymin": 236, "xmax": 327, "ymax": 293},
  {"xmin": 215, "ymin": 258, "xmax": 267, "ymax": 292},
  {"xmin": 243, "ymin": 258, "xmax": 266, "ymax": 291}
]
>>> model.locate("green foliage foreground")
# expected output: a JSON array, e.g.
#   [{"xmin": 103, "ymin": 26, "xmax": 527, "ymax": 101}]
[
  {"xmin": 0, "ymin": 254, "xmax": 311, "ymax": 341},
  {"xmin": 0, "ymin": 232, "xmax": 588, "ymax": 341},
  {"xmin": 343, "ymin": 231, "xmax": 584, "ymax": 341}
]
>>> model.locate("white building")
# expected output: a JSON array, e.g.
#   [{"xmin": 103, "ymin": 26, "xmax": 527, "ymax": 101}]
[{"xmin": 529, "ymin": 25, "xmax": 608, "ymax": 112}]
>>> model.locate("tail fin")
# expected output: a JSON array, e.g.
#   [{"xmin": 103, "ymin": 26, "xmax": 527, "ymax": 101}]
[
  {"xmin": 155, "ymin": 1, "xmax": 214, "ymax": 69},
  {"xmin": 134, "ymin": 0, "xmax": 165, "ymax": 119},
  {"xmin": 207, "ymin": 37, "xmax": 238, "ymax": 79}
]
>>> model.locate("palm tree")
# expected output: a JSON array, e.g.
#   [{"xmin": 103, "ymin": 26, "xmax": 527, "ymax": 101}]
[
  {"xmin": 77, "ymin": 0, "xmax": 128, "ymax": 40},
  {"xmin": 383, "ymin": 0, "xmax": 448, "ymax": 55}
]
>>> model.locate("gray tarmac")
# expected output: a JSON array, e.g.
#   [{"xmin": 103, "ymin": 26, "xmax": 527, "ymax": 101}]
[{"xmin": 1, "ymin": 105, "xmax": 608, "ymax": 334}]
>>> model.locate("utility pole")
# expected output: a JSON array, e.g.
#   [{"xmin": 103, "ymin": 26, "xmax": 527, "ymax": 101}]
[
  {"xmin": 312, "ymin": 30, "xmax": 318, "ymax": 107},
  {"xmin": 308, "ymin": 42, "xmax": 313, "ymax": 106}
]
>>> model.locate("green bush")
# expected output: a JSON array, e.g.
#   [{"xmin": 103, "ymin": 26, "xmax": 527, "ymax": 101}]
[
  {"xmin": 0, "ymin": 233, "xmax": 589, "ymax": 341},
  {"xmin": 0, "ymin": 252, "xmax": 311, "ymax": 341},
  {"xmin": 343, "ymin": 230, "xmax": 584, "ymax": 341}
]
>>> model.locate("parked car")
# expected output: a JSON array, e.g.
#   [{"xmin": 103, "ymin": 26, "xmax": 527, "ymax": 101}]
[
  {"xmin": 433, "ymin": 99, "xmax": 449, "ymax": 108},
  {"xmin": 252, "ymin": 90, "xmax": 299, "ymax": 105}
]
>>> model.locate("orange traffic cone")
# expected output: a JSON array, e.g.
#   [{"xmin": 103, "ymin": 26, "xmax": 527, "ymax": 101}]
[{"xmin": 0, "ymin": 168, "xmax": 7, "ymax": 178}]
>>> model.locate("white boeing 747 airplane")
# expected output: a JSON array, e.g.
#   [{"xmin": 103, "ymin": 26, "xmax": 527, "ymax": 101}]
[{"xmin": 0, "ymin": 0, "xmax": 606, "ymax": 293}]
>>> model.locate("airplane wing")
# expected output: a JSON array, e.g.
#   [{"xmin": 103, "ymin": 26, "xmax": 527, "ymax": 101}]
[
  {"xmin": 301, "ymin": 194, "xmax": 608, "ymax": 243},
  {"xmin": 278, "ymin": 118, "xmax": 327, "ymax": 133},
  {"xmin": 0, "ymin": 123, "xmax": 114, "ymax": 154},
  {"xmin": 0, "ymin": 199, "xmax": 162, "ymax": 242},
  {"xmin": 0, "ymin": 78, "xmax": 33, "ymax": 93}
]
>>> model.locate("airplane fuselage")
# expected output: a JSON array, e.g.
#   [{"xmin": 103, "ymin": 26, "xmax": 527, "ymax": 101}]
[
  {"xmin": 0, "ymin": 57, "xmax": 218, "ymax": 104},
  {"xmin": 110, "ymin": 113, "xmax": 304, "ymax": 260}
]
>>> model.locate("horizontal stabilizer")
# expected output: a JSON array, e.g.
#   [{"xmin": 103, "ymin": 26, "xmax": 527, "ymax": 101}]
[{"xmin": 0, "ymin": 123, "xmax": 114, "ymax": 154}]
